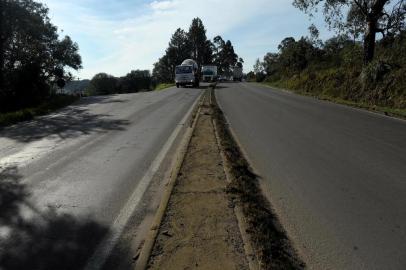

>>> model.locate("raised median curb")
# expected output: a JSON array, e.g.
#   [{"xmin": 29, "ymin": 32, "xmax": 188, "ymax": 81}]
[
  {"xmin": 134, "ymin": 90, "xmax": 204, "ymax": 270},
  {"xmin": 210, "ymin": 85, "xmax": 305, "ymax": 269}
]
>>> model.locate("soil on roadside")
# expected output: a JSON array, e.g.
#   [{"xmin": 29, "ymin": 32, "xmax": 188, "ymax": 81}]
[{"xmin": 147, "ymin": 92, "xmax": 249, "ymax": 270}]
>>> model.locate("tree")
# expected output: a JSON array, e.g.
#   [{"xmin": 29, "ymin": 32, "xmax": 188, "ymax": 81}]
[
  {"xmin": 86, "ymin": 73, "xmax": 118, "ymax": 96},
  {"xmin": 293, "ymin": 0, "xmax": 406, "ymax": 64},
  {"xmin": 253, "ymin": 59, "xmax": 266, "ymax": 82},
  {"xmin": 212, "ymin": 36, "xmax": 226, "ymax": 73},
  {"xmin": 166, "ymin": 28, "xmax": 192, "ymax": 78},
  {"xmin": 118, "ymin": 70, "xmax": 152, "ymax": 93},
  {"xmin": 153, "ymin": 27, "xmax": 193, "ymax": 83},
  {"xmin": 188, "ymin": 18, "xmax": 213, "ymax": 66},
  {"xmin": 277, "ymin": 37, "xmax": 298, "ymax": 74},
  {"xmin": 153, "ymin": 54, "xmax": 174, "ymax": 83},
  {"xmin": 212, "ymin": 36, "xmax": 239, "ymax": 75},
  {"xmin": 308, "ymin": 24, "xmax": 323, "ymax": 47},
  {"xmin": 223, "ymin": 40, "xmax": 238, "ymax": 70},
  {"xmin": 263, "ymin": 53, "xmax": 280, "ymax": 75},
  {"xmin": 152, "ymin": 18, "xmax": 242, "ymax": 82},
  {"xmin": 0, "ymin": 0, "xmax": 82, "ymax": 111},
  {"xmin": 253, "ymin": 58, "xmax": 265, "ymax": 74}
]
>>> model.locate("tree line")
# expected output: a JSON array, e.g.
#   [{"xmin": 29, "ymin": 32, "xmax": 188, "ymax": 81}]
[
  {"xmin": 153, "ymin": 18, "xmax": 243, "ymax": 83},
  {"xmin": 251, "ymin": 0, "xmax": 406, "ymax": 109},
  {"xmin": 0, "ymin": 0, "xmax": 82, "ymax": 112},
  {"xmin": 85, "ymin": 70, "xmax": 154, "ymax": 96},
  {"xmin": 0, "ymin": 0, "xmax": 159, "ymax": 106},
  {"xmin": 0, "ymin": 1, "xmax": 243, "ymax": 108}
]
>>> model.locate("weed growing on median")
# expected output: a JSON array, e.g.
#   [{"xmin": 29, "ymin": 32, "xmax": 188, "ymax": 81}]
[{"xmin": 210, "ymin": 87, "xmax": 305, "ymax": 270}]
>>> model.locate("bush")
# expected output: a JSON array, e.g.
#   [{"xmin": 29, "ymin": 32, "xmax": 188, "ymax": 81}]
[
  {"xmin": 154, "ymin": 83, "xmax": 175, "ymax": 91},
  {"xmin": 255, "ymin": 73, "xmax": 266, "ymax": 82},
  {"xmin": 0, "ymin": 95, "xmax": 78, "ymax": 127},
  {"xmin": 256, "ymin": 32, "xmax": 406, "ymax": 111}
]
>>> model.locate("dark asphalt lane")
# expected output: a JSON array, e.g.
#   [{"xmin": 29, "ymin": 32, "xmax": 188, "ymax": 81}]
[
  {"xmin": 216, "ymin": 82, "xmax": 406, "ymax": 270},
  {"xmin": 0, "ymin": 87, "xmax": 202, "ymax": 269}
]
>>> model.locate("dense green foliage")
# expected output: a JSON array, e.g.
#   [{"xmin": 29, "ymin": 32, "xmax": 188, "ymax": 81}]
[
  {"xmin": 254, "ymin": 30, "xmax": 406, "ymax": 109},
  {"xmin": 293, "ymin": 1, "xmax": 406, "ymax": 64},
  {"xmin": 153, "ymin": 18, "xmax": 242, "ymax": 83},
  {"xmin": 63, "ymin": 80, "xmax": 90, "ymax": 95},
  {"xmin": 0, "ymin": 95, "xmax": 78, "ymax": 126},
  {"xmin": 154, "ymin": 83, "xmax": 175, "ymax": 91},
  {"xmin": 0, "ymin": 0, "xmax": 82, "ymax": 112},
  {"xmin": 252, "ymin": 1, "xmax": 406, "ymax": 110},
  {"xmin": 85, "ymin": 70, "xmax": 154, "ymax": 96}
]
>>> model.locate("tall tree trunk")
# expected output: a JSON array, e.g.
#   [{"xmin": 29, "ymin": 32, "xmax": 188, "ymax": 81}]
[
  {"xmin": 363, "ymin": 0, "xmax": 389, "ymax": 65},
  {"xmin": 363, "ymin": 19, "xmax": 377, "ymax": 64}
]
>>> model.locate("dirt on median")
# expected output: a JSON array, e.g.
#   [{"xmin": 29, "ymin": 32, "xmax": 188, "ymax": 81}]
[
  {"xmin": 144, "ymin": 86, "xmax": 304, "ymax": 270},
  {"xmin": 146, "ymin": 91, "xmax": 249, "ymax": 269}
]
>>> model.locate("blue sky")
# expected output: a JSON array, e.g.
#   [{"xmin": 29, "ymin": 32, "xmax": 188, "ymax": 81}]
[{"xmin": 41, "ymin": 0, "xmax": 332, "ymax": 79}]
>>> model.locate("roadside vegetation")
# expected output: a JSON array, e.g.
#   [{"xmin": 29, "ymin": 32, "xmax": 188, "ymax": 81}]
[
  {"xmin": 152, "ymin": 18, "xmax": 243, "ymax": 84},
  {"xmin": 0, "ymin": 0, "xmax": 157, "ymax": 127},
  {"xmin": 154, "ymin": 83, "xmax": 175, "ymax": 91},
  {"xmin": 210, "ymin": 87, "xmax": 305, "ymax": 269},
  {"xmin": 0, "ymin": 95, "xmax": 78, "ymax": 127},
  {"xmin": 0, "ymin": 0, "xmax": 82, "ymax": 127},
  {"xmin": 85, "ymin": 70, "xmax": 155, "ymax": 96},
  {"xmin": 249, "ymin": 0, "xmax": 406, "ymax": 115},
  {"xmin": 1, "ymin": 2, "xmax": 242, "ymax": 128}
]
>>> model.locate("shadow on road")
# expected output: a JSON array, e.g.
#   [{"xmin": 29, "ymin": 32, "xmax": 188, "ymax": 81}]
[
  {"xmin": 0, "ymin": 166, "xmax": 109, "ymax": 270},
  {"xmin": 78, "ymin": 95, "xmax": 130, "ymax": 105},
  {"xmin": 0, "ymin": 105, "xmax": 130, "ymax": 143},
  {"xmin": 213, "ymin": 85, "xmax": 230, "ymax": 89}
]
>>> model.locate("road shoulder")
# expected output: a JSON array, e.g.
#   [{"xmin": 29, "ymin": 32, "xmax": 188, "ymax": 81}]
[{"xmin": 256, "ymin": 82, "xmax": 406, "ymax": 119}]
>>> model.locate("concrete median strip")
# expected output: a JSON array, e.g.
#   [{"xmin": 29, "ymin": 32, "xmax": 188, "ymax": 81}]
[
  {"xmin": 135, "ymin": 85, "xmax": 304, "ymax": 270},
  {"xmin": 135, "ymin": 89, "xmax": 250, "ymax": 269},
  {"xmin": 133, "ymin": 91, "xmax": 204, "ymax": 270}
]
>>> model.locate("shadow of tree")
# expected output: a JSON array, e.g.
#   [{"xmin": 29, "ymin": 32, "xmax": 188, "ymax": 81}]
[
  {"xmin": 181, "ymin": 85, "xmax": 209, "ymax": 90},
  {"xmin": 78, "ymin": 95, "xmax": 130, "ymax": 105},
  {"xmin": 213, "ymin": 85, "xmax": 229, "ymax": 89},
  {"xmin": 0, "ymin": 104, "xmax": 130, "ymax": 143},
  {"xmin": 0, "ymin": 166, "xmax": 109, "ymax": 270}
]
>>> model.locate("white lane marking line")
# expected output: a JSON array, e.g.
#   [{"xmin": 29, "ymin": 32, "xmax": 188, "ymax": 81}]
[{"xmin": 84, "ymin": 92, "xmax": 202, "ymax": 270}]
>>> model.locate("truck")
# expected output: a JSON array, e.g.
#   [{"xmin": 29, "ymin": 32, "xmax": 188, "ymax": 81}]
[
  {"xmin": 175, "ymin": 59, "xmax": 199, "ymax": 88},
  {"xmin": 232, "ymin": 66, "xmax": 243, "ymax": 82},
  {"xmin": 201, "ymin": 65, "xmax": 218, "ymax": 82}
]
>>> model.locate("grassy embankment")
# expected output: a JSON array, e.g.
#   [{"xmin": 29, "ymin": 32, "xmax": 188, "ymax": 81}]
[
  {"xmin": 154, "ymin": 83, "xmax": 175, "ymax": 91},
  {"xmin": 259, "ymin": 67, "xmax": 406, "ymax": 119},
  {"xmin": 0, "ymin": 95, "xmax": 79, "ymax": 127}
]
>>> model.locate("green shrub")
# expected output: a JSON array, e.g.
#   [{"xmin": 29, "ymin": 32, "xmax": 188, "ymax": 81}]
[
  {"xmin": 0, "ymin": 95, "xmax": 78, "ymax": 127},
  {"xmin": 154, "ymin": 83, "xmax": 175, "ymax": 91}
]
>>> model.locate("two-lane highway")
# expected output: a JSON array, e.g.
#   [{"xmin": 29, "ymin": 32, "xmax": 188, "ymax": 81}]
[
  {"xmin": 216, "ymin": 82, "xmax": 406, "ymax": 270},
  {"xmin": 0, "ymin": 87, "xmax": 202, "ymax": 270}
]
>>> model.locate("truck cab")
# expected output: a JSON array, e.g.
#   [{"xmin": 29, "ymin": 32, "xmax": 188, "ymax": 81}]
[
  {"xmin": 175, "ymin": 59, "xmax": 199, "ymax": 88},
  {"xmin": 202, "ymin": 65, "xmax": 218, "ymax": 82}
]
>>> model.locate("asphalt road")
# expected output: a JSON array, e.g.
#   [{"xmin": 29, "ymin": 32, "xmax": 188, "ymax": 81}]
[
  {"xmin": 216, "ymin": 82, "xmax": 406, "ymax": 270},
  {"xmin": 0, "ymin": 87, "xmax": 202, "ymax": 269}
]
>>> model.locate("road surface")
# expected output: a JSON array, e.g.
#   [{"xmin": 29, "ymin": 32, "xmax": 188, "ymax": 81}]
[
  {"xmin": 0, "ymin": 87, "xmax": 202, "ymax": 270},
  {"xmin": 216, "ymin": 82, "xmax": 406, "ymax": 270}
]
